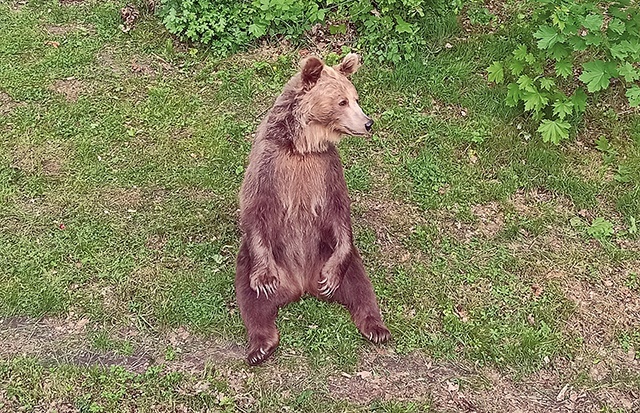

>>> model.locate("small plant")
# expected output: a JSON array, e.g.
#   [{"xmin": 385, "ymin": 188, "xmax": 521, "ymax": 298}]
[
  {"xmin": 487, "ymin": 0, "xmax": 640, "ymax": 144},
  {"xmin": 587, "ymin": 217, "xmax": 614, "ymax": 240}
]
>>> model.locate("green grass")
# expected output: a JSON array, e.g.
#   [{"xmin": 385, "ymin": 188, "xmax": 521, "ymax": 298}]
[{"xmin": 1, "ymin": 0, "xmax": 640, "ymax": 411}]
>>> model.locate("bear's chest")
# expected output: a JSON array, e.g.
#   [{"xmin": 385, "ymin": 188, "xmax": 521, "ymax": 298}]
[{"xmin": 275, "ymin": 153, "xmax": 330, "ymax": 221}]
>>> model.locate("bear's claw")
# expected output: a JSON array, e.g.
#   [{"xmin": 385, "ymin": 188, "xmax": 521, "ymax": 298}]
[
  {"xmin": 251, "ymin": 273, "xmax": 279, "ymax": 299},
  {"xmin": 318, "ymin": 272, "xmax": 340, "ymax": 297},
  {"xmin": 247, "ymin": 345, "xmax": 276, "ymax": 366},
  {"xmin": 362, "ymin": 322, "xmax": 391, "ymax": 344}
]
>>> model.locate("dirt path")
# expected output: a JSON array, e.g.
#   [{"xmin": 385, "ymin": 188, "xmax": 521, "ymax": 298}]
[{"xmin": 1, "ymin": 316, "xmax": 638, "ymax": 412}]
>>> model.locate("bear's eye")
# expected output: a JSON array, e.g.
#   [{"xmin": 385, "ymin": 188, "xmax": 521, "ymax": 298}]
[{"xmin": 339, "ymin": 99, "xmax": 348, "ymax": 106}]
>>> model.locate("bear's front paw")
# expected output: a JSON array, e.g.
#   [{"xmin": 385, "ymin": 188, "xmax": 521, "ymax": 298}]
[
  {"xmin": 249, "ymin": 267, "xmax": 280, "ymax": 299},
  {"xmin": 318, "ymin": 265, "xmax": 341, "ymax": 297}
]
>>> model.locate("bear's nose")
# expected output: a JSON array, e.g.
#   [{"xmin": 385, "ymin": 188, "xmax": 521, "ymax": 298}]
[{"xmin": 365, "ymin": 119, "xmax": 374, "ymax": 132}]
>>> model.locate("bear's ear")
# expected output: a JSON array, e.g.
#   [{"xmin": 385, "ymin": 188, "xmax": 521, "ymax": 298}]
[
  {"xmin": 301, "ymin": 56, "xmax": 324, "ymax": 88},
  {"xmin": 335, "ymin": 53, "xmax": 361, "ymax": 77}
]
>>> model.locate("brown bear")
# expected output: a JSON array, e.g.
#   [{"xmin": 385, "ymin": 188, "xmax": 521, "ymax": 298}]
[{"xmin": 235, "ymin": 53, "xmax": 390, "ymax": 365}]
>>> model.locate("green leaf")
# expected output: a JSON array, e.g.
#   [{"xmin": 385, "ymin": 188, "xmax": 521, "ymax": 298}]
[
  {"xmin": 608, "ymin": 18, "xmax": 626, "ymax": 35},
  {"xmin": 505, "ymin": 83, "xmax": 522, "ymax": 108},
  {"xmin": 395, "ymin": 15, "xmax": 413, "ymax": 34},
  {"xmin": 609, "ymin": 5, "xmax": 628, "ymax": 20},
  {"xmin": 614, "ymin": 164, "xmax": 633, "ymax": 183},
  {"xmin": 509, "ymin": 60, "xmax": 525, "ymax": 76},
  {"xmin": 539, "ymin": 77, "xmax": 555, "ymax": 91},
  {"xmin": 248, "ymin": 23, "xmax": 267, "ymax": 38},
  {"xmin": 517, "ymin": 74, "xmax": 535, "ymax": 92},
  {"xmin": 555, "ymin": 59, "xmax": 572, "ymax": 78},
  {"xmin": 571, "ymin": 88, "xmax": 588, "ymax": 113},
  {"xmin": 487, "ymin": 61, "xmax": 504, "ymax": 84},
  {"xmin": 627, "ymin": 85, "xmax": 640, "ymax": 107},
  {"xmin": 525, "ymin": 52, "xmax": 537, "ymax": 65},
  {"xmin": 609, "ymin": 43, "xmax": 629, "ymax": 60},
  {"xmin": 537, "ymin": 119, "xmax": 570, "ymax": 144},
  {"xmin": 506, "ymin": 83, "xmax": 521, "ymax": 107},
  {"xmin": 568, "ymin": 36, "xmax": 587, "ymax": 51},
  {"xmin": 579, "ymin": 60, "xmax": 617, "ymax": 92},
  {"xmin": 534, "ymin": 25, "xmax": 563, "ymax": 49},
  {"xmin": 513, "ymin": 45, "xmax": 528, "ymax": 61},
  {"xmin": 621, "ymin": 39, "xmax": 640, "ymax": 59},
  {"xmin": 553, "ymin": 99, "xmax": 574, "ymax": 119},
  {"xmin": 618, "ymin": 63, "xmax": 640, "ymax": 82},
  {"xmin": 583, "ymin": 14, "xmax": 603, "ymax": 31},
  {"xmin": 584, "ymin": 33, "xmax": 603, "ymax": 46},
  {"xmin": 548, "ymin": 43, "xmax": 570, "ymax": 60},
  {"xmin": 595, "ymin": 135, "xmax": 611, "ymax": 153},
  {"xmin": 329, "ymin": 23, "xmax": 347, "ymax": 35},
  {"xmin": 522, "ymin": 88, "xmax": 549, "ymax": 112},
  {"xmin": 587, "ymin": 217, "xmax": 614, "ymax": 240}
]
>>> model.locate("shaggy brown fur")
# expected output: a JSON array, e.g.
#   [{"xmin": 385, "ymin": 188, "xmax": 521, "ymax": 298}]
[{"xmin": 236, "ymin": 53, "xmax": 390, "ymax": 365}]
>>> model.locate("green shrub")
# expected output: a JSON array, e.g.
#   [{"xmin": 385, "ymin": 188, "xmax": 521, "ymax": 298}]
[
  {"xmin": 158, "ymin": 0, "xmax": 453, "ymax": 63},
  {"xmin": 487, "ymin": 0, "xmax": 640, "ymax": 144}
]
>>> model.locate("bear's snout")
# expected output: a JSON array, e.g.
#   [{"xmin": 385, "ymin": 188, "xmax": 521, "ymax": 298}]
[{"xmin": 365, "ymin": 119, "xmax": 374, "ymax": 132}]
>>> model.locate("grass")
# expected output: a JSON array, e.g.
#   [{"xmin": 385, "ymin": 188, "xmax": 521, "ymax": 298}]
[{"xmin": 1, "ymin": 0, "xmax": 640, "ymax": 411}]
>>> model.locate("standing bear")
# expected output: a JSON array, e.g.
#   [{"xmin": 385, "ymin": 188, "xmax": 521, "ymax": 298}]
[{"xmin": 235, "ymin": 53, "xmax": 391, "ymax": 365}]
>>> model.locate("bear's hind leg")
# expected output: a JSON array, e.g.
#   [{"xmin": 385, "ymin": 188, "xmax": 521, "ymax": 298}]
[
  {"xmin": 330, "ymin": 252, "xmax": 391, "ymax": 344},
  {"xmin": 236, "ymin": 242, "xmax": 282, "ymax": 365}
]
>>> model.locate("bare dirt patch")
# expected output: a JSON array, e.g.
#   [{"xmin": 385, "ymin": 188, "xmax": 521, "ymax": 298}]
[
  {"xmin": 45, "ymin": 24, "xmax": 95, "ymax": 36},
  {"xmin": 328, "ymin": 350, "xmax": 639, "ymax": 412},
  {"xmin": 11, "ymin": 141, "xmax": 68, "ymax": 177},
  {"xmin": 564, "ymin": 263, "xmax": 640, "ymax": 350},
  {"xmin": 0, "ymin": 91, "xmax": 26, "ymax": 115},
  {"xmin": 50, "ymin": 78, "xmax": 87, "ymax": 102},
  {"xmin": 439, "ymin": 201, "xmax": 505, "ymax": 242},
  {"xmin": 424, "ymin": 98, "xmax": 471, "ymax": 120},
  {"xmin": 0, "ymin": 317, "xmax": 244, "ymax": 374},
  {"xmin": 96, "ymin": 48, "xmax": 126, "ymax": 75},
  {"xmin": 510, "ymin": 188, "xmax": 572, "ymax": 217},
  {"xmin": 58, "ymin": 0, "xmax": 85, "ymax": 5}
]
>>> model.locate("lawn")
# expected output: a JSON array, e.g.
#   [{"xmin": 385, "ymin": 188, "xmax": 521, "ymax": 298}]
[{"xmin": 0, "ymin": 0, "xmax": 639, "ymax": 412}]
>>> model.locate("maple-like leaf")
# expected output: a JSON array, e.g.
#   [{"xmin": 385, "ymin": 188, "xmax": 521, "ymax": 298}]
[
  {"xmin": 513, "ymin": 45, "xmax": 528, "ymax": 61},
  {"xmin": 579, "ymin": 60, "xmax": 618, "ymax": 92},
  {"xmin": 627, "ymin": 86, "xmax": 640, "ymax": 107},
  {"xmin": 534, "ymin": 25, "xmax": 563, "ymax": 50},
  {"xmin": 487, "ymin": 61, "xmax": 504, "ymax": 84},
  {"xmin": 537, "ymin": 119, "xmax": 570, "ymax": 144},
  {"xmin": 608, "ymin": 18, "xmax": 626, "ymax": 35},
  {"xmin": 506, "ymin": 83, "xmax": 521, "ymax": 107},
  {"xmin": 553, "ymin": 99, "xmax": 574, "ymax": 120},
  {"xmin": 555, "ymin": 59, "xmax": 572, "ymax": 79},
  {"xmin": 587, "ymin": 217, "xmax": 614, "ymax": 240},
  {"xmin": 618, "ymin": 63, "xmax": 640, "ymax": 82},
  {"xmin": 571, "ymin": 88, "xmax": 588, "ymax": 113},
  {"xmin": 510, "ymin": 60, "xmax": 524, "ymax": 76},
  {"xmin": 523, "ymin": 89, "xmax": 549, "ymax": 113},
  {"xmin": 517, "ymin": 74, "xmax": 535, "ymax": 92},
  {"xmin": 539, "ymin": 77, "xmax": 555, "ymax": 91},
  {"xmin": 583, "ymin": 14, "xmax": 603, "ymax": 31}
]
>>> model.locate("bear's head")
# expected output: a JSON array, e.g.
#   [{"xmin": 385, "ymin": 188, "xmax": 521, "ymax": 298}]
[{"xmin": 295, "ymin": 53, "xmax": 373, "ymax": 153}]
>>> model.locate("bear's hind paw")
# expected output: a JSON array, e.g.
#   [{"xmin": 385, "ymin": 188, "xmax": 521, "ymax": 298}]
[{"xmin": 247, "ymin": 344, "xmax": 277, "ymax": 365}]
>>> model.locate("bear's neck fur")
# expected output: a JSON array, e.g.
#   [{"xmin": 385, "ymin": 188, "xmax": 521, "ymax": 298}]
[{"xmin": 296, "ymin": 122, "xmax": 341, "ymax": 154}]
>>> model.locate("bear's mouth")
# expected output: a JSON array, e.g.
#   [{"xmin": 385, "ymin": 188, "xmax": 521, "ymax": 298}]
[{"xmin": 343, "ymin": 127, "xmax": 371, "ymax": 138}]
